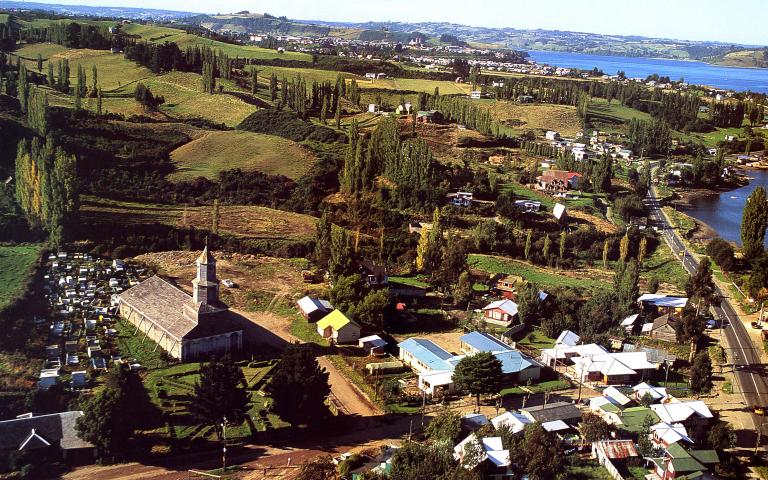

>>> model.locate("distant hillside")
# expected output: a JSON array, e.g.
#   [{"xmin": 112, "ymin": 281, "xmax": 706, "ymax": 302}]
[{"xmin": 713, "ymin": 48, "xmax": 768, "ymax": 68}]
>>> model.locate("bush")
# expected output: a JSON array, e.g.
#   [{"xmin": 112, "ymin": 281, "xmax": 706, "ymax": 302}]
[
  {"xmin": 614, "ymin": 194, "xmax": 648, "ymax": 221},
  {"xmin": 706, "ymin": 237, "xmax": 735, "ymax": 272},
  {"xmin": 238, "ymin": 109, "xmax": 346, "ymax": 143}
]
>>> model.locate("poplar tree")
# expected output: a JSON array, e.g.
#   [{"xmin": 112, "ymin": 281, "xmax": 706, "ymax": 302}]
[
  {"xmin": 602, "ymin": 239, "xmax": 610, "ymax": 268},
  {"xmin": 559, "ymin": 231, "xmax": 567, "ymax": 260},
  {"xmin": 741, "ymin": 186, "xmax": 768, "ymax": 259},
  {"xmin": 17, "ymin": 62, "xmax": 28, "ymax": 113},
  {"xmin": 524, "ymin": 230, "xmax": 532, "ymax": 261},
  {"xmin": 36, "ymin": 53, "xmax": 43, "ymax": 72},
  {"xmin": 96, "ymin": 88, "xmax": 102, "ymax": 116},
  {"xmin": 47, "ymin": 62, "xmax": 54, "ymax": 86},
  {"xmin": 91, "ymin": 64, "xmax": 98, "ymax": 94},
  {"xmin": 269, "ymin": 73, "xmax": 277, "ymax": 101},
  {"xmin": 638, "ymin": 236, "xmax": 648, "ymax": 263},
  {"xmin": 250, "ymin": 68, "xmax": 258, "ymax": 94},
  {"xmin": 542, "ymin": 234, "xmax": 551, "ymax": 260},
  {"xmin": 211, "ymin": 199, "xmax": 220, "ymax": 234},
  {"xmin": 619, "ymin": 232, "xmax": 630, "ymax": 262}
]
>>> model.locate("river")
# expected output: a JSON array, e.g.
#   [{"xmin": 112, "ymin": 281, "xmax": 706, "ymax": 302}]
[
  {"xmin": 526, "ymin": 50, "xmax": 768, "ymax": 94},
  {"xmin": 680, "ymin": 169, "xmax": 768, "ymax": 246}
]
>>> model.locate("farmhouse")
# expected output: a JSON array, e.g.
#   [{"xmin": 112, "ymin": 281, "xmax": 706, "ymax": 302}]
[
  {"xmin": 545, "ymin": 131, "xmax": 561, "ymax": 141},
  {"xmin": 118, "ymin": 247, "xmax": 244, "ymax": 362},
  {"xmin": 0, "ymin": 411, "xmax": 94, "ymax": 462},
  {"xmin": 481, "ymin": 299, "xmax": 519, "ymax": 326},
  {"xmin": 316, "ymin": 310, "xmax": 361, "ymax": 344},
  {"xmin": 297, "ymin": 296, "xmax": 333, "ymax": 322}
]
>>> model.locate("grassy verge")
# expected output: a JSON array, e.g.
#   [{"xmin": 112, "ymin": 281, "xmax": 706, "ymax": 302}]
[
  {"xmin": 641, "ymin": 245, "xmax": 689, "ymax": 290},
  {"xmin": 517, "ymin": 330, "xmax": 556, "ymax": 350},
  {"xmin": 114, "ymin": 318, "xmax": 169, "ymax": 369}
]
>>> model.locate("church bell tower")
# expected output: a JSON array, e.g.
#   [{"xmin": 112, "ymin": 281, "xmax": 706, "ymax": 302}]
[{"xmin": 192, "ymin": 245, "xmax": 219, "ymax": 306}]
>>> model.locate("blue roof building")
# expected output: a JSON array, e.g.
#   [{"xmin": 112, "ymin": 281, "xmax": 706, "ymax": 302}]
[
  {"xmin": 398, "ymin": 338, "xmax": 454, "ymax": 373},
  {"xmin": 460, "ymin": 332, "xmax": 511, "ymax": 354}
]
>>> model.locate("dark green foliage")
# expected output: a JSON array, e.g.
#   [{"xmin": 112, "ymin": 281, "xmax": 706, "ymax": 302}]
[
  {"xmin": 675, "ymin": 305, "xmax": 706, "ymax": 345},
  {"xmin": 453, "ymin": 352, "xmax": 503, "ymax": 409},
  {"xmin": 389, "ymin": 442, "xmax": 477, "ymax": 480},
  {"xmin": 517, "ymin": 282, "xmax": 544, "ymax": 326},
  {"xmin": 706, "ymin": 237, "xmax": 735, "ymax": 272},
  {"xmin": 636, "ymin": 414, "xmax": 656, "ymax": 457},
  {"xmin": 505, "ymin": 424, "xmax": 562, "ymax": 480},
  {"xmin": 188, "ymin": 356, "xmax": 251, "ymax": 436},
  {"xmin": 690, "ymin": 350, "xmax": 713, "ymax": 394},
  {"xmin": 265, "ymin": 345, "xmax": 330, "ymax": 426},
  {"xmin": 238, "ymin": 109, "xmax": 346, "ymax": 143},
  {"xmin": 425, "ymin": 407, "xmax": 462, "ymax": 443},
  {"xmin": 748, "ymin": 253, "xmax": 768, "ymax": 299},
  {"xmin": 685, "ymin": 257, "xmax": 719, "ymax": 312},
  {"xmin": 579, "ymin": 412, "xmax": 612, "ymax": 442},
  {"xmin": 134, "ymin": 82, "xmax": 164, "ymax": 110},
  {"xmin": 707, "ymin": 421, "xmax": 736, "ymax": 451}
]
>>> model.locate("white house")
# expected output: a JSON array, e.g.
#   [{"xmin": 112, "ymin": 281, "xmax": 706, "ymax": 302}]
[
  {"xmin": 481, "ymin": 299, "xmax": 518, "ymax": 326},
  {"xmin": 545, "ymin": 131, "xmax": 561, "ymax": 141},
  {"xmin": 491, "ymin": 411, "xmax": 532, "ymax": 433},
  {"xmin": 470, "ymin": 90, "xmax": 482, "ymax": 99}
]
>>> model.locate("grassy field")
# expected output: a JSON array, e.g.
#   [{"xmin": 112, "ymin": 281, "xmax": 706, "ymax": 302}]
[
  {"xmin": 169, "ymin": 131, "xmax": 316, "ymax": 182},
  {"xmin": 121, "ymin": 24, "xmax": 312, "ymax": 62},
  {"xmin": 360, "ymin": 77, "xmax": 473, "ymax": 95},
  {"xmin": 12, "ymin": 42, "xmax": 70, "ymax": 61},
  {"xmin": 468, "ymin": 254, "xmax": 611, "ymax": 293},
  {"xmin": 641, "ymin": 244, "xmax": 689, "ymax": 291},
  {"xmin": 249, "ymin": 65, "xmax": 362, "ymax": 86},
  {"xmin": 79, "ymin": 196, "xmax": 317, "ymax": 241},
  {"xmin": 483, "ymin": 100, "xmax": 582, "ymax": 137},
  {"xmin": 0, "ymin": 244, "xmax": 42, "ymax": 312},
  {"xmin": 588, "ymin": 97, "xmax": 651, "ymax": 127}
]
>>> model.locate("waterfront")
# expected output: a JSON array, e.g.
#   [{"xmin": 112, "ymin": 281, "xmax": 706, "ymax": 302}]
[
  {"xmin": 527, "ymin": 50, "xmax": 768, "ymax": 94},
  {"xmin": 681, "ymin": 169, "xmax": 768, "ymax": 246}
]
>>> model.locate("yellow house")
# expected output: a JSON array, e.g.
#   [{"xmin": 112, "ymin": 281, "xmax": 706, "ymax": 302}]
[{"xmin": 316, "ymin": 310, "xmax": 361, "ymax": 344}]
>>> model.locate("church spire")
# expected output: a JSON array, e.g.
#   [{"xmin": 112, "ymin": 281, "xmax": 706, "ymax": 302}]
[{"xmin": 193, "ymin": 245, "xmax": 218, "ymax": 305}]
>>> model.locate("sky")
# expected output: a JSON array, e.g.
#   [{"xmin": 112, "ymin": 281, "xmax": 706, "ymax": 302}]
[{"xmin": 18, "ymin": 0, "xmax": 768, "ymax": 46}]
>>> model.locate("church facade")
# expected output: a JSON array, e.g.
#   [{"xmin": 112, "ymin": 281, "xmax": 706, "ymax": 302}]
[{"xmin": 118, "ymin": 248, "xmax": 244, "ymax": 362}]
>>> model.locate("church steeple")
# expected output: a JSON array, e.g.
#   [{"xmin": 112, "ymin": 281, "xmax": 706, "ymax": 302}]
[{"xmin": 192, "ymin": 245, "xmax": 218, "ymax": 306}]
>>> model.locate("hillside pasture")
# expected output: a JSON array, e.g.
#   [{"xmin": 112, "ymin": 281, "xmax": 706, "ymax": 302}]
[
  {"xmin": 364, "ymin": 77, "xmax": 472, "ymax": 95},
  {"xmin": 484, "ymin": 100, "xmax": 582, "ymax": 137},
  {"xmin": 169, "ymin": 130, "xmax": 315, "ymax": 181},
  {"xmin": 249, "ymin": 65, "xmax": 362, "ymax": 86},
  {"xmin": 12, "ymin": 43, "xmax": 70, "ymax": 62}
]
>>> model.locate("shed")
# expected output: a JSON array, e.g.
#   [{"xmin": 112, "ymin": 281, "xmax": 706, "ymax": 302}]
[
  {"xmin": 359, "ymin": 335, "xmax": 387, "ymax": 356},
  {"xmin": 297, "ymin": 296, "xmax": 333, "ymax": 323},
  {"xmin": 316, "ymin": 310, "xmax": 361, "ymax": 344}
]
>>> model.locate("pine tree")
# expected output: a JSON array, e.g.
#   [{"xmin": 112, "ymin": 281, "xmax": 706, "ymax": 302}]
[
  {"xmin": 689, "ymin": 351, "xmax": 713, "ymax": 394},
  {"xmin": 188, "ymin": 356, "xmax": 251, "ymax": 439},
  {"xmin": 453, "ymin": 352, "xmax": 503, "ymax": 412},
  {"xmin": 266, "ymin": 345, "xmax": 330, "ymax": 426}
]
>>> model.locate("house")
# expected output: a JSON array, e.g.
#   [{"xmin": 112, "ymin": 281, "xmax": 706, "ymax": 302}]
[
  {"xmin": 118, "ymin": 248, "xmax": 244, "ymax": 361},
  {"xmin": 0, "ymin": 412, "xmax": 94, "ymax": 462},
  {"xmin": 536, "ymin": 170, "xmax": 581, "ymax": 192},
  {"xmin": 365, "ymin": 73, "xmax": 377, "ymax": 79},
  {"xmin": 521, "ymin": 401, "xmax": 581, "ymax": 424},
  {"xmin": 453, "ymin": 434, "xmax": 512, "ymax": 477},
  {"xmin": 617, "ymin": 149, "xmax": 633, "ymax": 160},
  {"xmin": 460, "ymin": 332, "xmax": 510, "ymax": 354},
  {"xmin": 514, "ymin": 199, "xmax": 542, "ymax": 213},
  {"xmin": 620, "ymin": 314, "xmax": 640, "ymax": 333},
  {"xmin": 545, "ymin": 131, "xmax": 561, "ymax": 141},
  {"xmin": 643, "ymin": 314, "xmax": 678, "ymax": 343},
  {"xmin": 651, "ymin": 400, "xmax": 713, "ymax": 439},
  {"xmin": 572, "ymin": 352, "xmax": 657, "ymax": 385},
  {"xmin": 592, "ymin": 440, "xmax": 639, "ymax": 480},
  {"xmin": 368, "ymin": 103, "xmax": 379, "ymax": 113},
  {"xmin": 602, "ymin": 386, "xmax": 634, "ymax": 408},
  {"xmin": 650, "ymin": 422, "xmax": 694, "ymax": 448},
  {"xmin": 648, "ymin": 442, "xmax": 719, "ymax": 480},
  {"xmin": 556, "ymin": 330, "xmax": 581, "ymax": 348},
  {"xmin": 493, "ymin": 350, "xmax": 542, "ymax": 383},
  {"xmin": 637, "ymin": 294, "xmax": 689, "ymax": 316},
  {"xmin": 359, "ymin": 335, "xmax": 387, "ymax": 356},
  {"xmin": 540, "ymin": 343, "xmax": 608, "ymax": 369},
  {"xmin": 447, "ymin": 191, "xmax": 474, "ymax": 207},
  {"xmin": 632, "ymin": 382, "xmax": 669, "ymax": 403},
  {"xmin": 297, "ymin": 296, "xmax": 333, "ymax": 323},
  {"xmin": 495, "ymin": 275, "xmax": 524, "ymax": 299},
  {"xmin": 470, "ymin": 90, "xmax": 482, "ymax": 99},
  {"xmin": 517, "ymin": 95, "xmax": 534, "ymax": 104},
  {"xmin": 491, "ymin": 411, "xmax": 532, "ymax": 433},
  {"xmin": 316, "ymin": 310, "xmax": 361, "ymax": 344},
  {"xmin": 361, "ymin": 260, "xmax": 388, "ymax": 286},
  {"xmin": 482, "ymin": 299, "xmax": 519, "ymax": 326}
]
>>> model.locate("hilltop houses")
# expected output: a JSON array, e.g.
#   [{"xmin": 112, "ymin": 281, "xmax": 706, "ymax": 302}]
[{"xmin": 118, "ymin": 247, "xmax": 244, "ymax": 362}]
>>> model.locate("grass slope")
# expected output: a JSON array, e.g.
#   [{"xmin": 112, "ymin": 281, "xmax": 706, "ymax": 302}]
[
  {"xmin": 484, "ymin": 100, "xmax": 582, "ymax": 137},
  {"xmin": 169, "ymin": 130, "xmax": 315, "ymax": 181},
  {"xmin": 0, "ymin": 244, "xmax": 42, "ymax": 311},
  {"xmin": 79, "ymin": 197, "xmax": 317, "ymax": 241}
]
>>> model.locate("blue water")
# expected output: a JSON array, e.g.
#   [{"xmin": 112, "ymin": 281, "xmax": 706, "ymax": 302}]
[
  {"xmin": 682, "ymin": 169, "xmax": 768, "ymax": 246},
  {"xmin": 527, "ymin": 50, "xmax": 768, "ymax": 94}
]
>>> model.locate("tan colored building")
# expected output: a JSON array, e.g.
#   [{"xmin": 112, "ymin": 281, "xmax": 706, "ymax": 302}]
[{"xmin": 118, "ymin": 247, "xmax": 243, "ymax": 362}]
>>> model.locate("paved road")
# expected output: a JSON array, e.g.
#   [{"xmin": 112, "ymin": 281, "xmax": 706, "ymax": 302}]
[{"xmin": 645, "ymin": 182, "xmax": 768, "ymax": 432}]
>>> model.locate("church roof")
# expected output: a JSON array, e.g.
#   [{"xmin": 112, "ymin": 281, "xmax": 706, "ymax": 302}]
[
  {"xmin": 0, "ymin": 412, "xmax": 93, "ymax": 451},
  {"xmin": 119, "ymin": 276, "xmax": 241, "ymax": 341}
]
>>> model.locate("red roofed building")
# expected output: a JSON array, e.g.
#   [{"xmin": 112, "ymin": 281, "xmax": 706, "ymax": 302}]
[{"xmin": 536, "ymin": 170, "xmax": 582, "ymax": 192}]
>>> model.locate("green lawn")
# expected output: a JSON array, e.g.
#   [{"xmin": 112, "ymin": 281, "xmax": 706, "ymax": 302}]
[
  {"xmin": 389, "ymin": 276, "xmax": 431, "ymax": 288},
  {"xmin": 114, "ymin": 318, "xmax": 168, "ymax": 369},
  {"xmin": 468, "ymin": 254, "xmax": 611, "ymax": 293},
  {"xmin": 290, "ymin": 316, "xmax": 325, "ymax": 343},
  {"xmin": 564, "ymin": 458, "xmax": 615, "ymax": 480},
  {"xmin": 517, "ymin": 330, "xmax": 556, "ymax": 350},
  {"xmin": 0, "ymin": 244, "xmax": 42, "ymax": 312}
]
